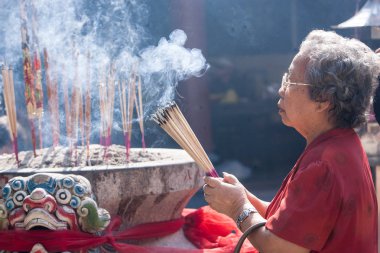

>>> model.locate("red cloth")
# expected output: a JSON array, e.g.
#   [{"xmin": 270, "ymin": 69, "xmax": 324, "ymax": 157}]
[
  {"xmin": 0, "ymin": 217, "xmax": 185, "ymax": 252},
  {"xmin": 265, "ymin": 128, "xmax": 378, "ymax": 253},
  {"xmin": 0, "ymin": 206, "xmax": 256, "ymax": 252},
  {"xmin": 184, "ymin": 206, "xmax": 258, "ymax": 253}
]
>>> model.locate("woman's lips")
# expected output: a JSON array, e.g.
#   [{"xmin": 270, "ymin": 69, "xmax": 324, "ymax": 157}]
[{"xmin": 277, "ymin": 103, "xmax": 285, "ymax": 113}]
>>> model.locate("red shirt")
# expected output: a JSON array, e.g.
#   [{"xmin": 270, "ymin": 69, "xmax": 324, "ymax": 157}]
[{"xmin": 265, "ymin": 128, "xmax": 377, "ymax": 252}]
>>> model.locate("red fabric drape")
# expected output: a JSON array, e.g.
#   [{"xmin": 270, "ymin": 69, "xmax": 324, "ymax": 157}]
[
  {"xmin": 184, "ymin": 206, "xmax": 258, "ymax": 253},
  {"xmin": 0, "ymin": 206, "xmax": 257, "ymax": 252}
]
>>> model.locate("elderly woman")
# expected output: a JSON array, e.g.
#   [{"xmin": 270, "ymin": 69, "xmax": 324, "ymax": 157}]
[{"xmin": 203, "ymin": 30, "xmax": 379, "ymax": 253}]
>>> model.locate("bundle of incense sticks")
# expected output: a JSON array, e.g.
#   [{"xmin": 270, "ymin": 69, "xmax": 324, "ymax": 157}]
[
  {"xmin": 20, "ymin": 0, "xmax": 37, "ymax": 157},
  {"xmin": 44, "ymin": 48, "xmax": 60, "ymax": 147},
  {"xmin": 70, "ymin": 85, "xmax": 80, "ymax": 148},
  {"xmin": 70, "ymin": 47, "xmax": 80, "ymax": 156},
  {"xmin": 99, "ymin": 68, "xmax": 106, "ymax": 146},
  {"xmin": 1, "ymin": 65, "xmax": 19, "ymax": 165},
  {"xmin": 99, "ymin": 65, "xmax": 115, "ymax": 157},
  {"xmin": 152, "ymin": 103, "xmax": 219, "ymax": 177},
  {"xmin": 107, "ymin": 66, "xmax": 116, "ymax": 148},
  {"xmin": 31, "ymin": 0, "xmax": 44, "ymax": 150},
  {"xmin": 69, "ymin": 44, "xmax": 85, "ymax": 164},
  {"xmin": 118, "ymin": 78, "xmax": 134, "ymax": 161}
]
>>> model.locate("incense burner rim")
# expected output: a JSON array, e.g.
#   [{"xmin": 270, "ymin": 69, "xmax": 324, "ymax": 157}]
[{"xmin": 0, "ymin": 148, "xmax": 195, "ymax": 173}]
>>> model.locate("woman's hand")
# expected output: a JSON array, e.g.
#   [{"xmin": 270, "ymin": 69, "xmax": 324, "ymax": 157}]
[{"xmin": 203, "ymin": 172, "xmax": 252, "ymax": 220}]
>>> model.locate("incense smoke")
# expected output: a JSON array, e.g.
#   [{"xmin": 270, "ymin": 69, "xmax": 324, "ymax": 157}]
[
  {"xmin": 0, "ymin": 0, "xmax": 208, "ymax": 148},
  {"xmin": 139, "ymin": 29, "xmax": 208, "ymax": 112}
]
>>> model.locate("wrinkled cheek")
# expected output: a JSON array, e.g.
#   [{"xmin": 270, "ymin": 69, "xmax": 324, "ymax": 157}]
[{"xmin": 282, "ymin": 108, "xmax": 298, "ymax": 126}]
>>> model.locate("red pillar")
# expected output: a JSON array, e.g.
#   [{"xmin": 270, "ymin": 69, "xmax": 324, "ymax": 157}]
[
  {"xmin": 170, "ymin": 0, "xmax": 214, "ymax": 152},
  {"xmin": 377, "ymin": 166, "xmax": 380, "ymax": 253}
]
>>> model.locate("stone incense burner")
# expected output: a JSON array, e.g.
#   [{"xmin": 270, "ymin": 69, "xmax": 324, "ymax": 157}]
[{"xmin": 0, "ymin": 145, "xmax": 204, "ymax": 250}]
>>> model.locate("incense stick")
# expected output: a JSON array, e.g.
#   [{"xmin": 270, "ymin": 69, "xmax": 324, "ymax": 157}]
[
  {"xmin": 107, "ymin": 65, "xmax": 116, "ymax": 148},
  {"xmin": 62, "ymin": 65, "xmax": 71, "ymax": 148},
  {"xmin": 135, "ymin": 75, "xmax": 146, "ymax": 149},
  {"xmin": 127, "ymin": 72, "xmax": 136, "ymax": 159},
  {"xmin": 118, "ymin": 79, "xmax": 128, "ymax": 161},
  {"xmin": 1, "ymin": 65, "xmax": 19, "ymax": 165},
  {"xmin": 52, "ymin": 77, "xmax": 60, "ymax": 146},
  {"xmin": 85, "ymin": 52, "xmax": 91, "ymax": 160},
  {"xmin": 99, "ymin": 66, "xmax": 106, "ymax": 147},
  {"xmin": 152, "ymin": 103, "xmax": 219, "ymax": 177},
  {"xmin": 70, "ymin": 86, "xmax": 79, "ymax": 151},
  {"xmin": 79, "ymin": 85, "xmax": 84, "ymax": 147}
]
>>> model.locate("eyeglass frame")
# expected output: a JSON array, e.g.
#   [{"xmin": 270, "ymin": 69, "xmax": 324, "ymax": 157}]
[{"xmin": 281, "ymin": 73, "xmax": 314, "ymax": 89}]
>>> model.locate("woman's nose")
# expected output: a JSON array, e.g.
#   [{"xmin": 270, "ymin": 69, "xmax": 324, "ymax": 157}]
[{"xmin": 278, "ymin": 85, "xmax": 285, "ymax": 97}]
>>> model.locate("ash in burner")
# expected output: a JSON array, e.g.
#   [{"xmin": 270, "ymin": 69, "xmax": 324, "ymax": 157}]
[{"xmin": 0, "ymin": 145, "xmax": 171, "ymax": 169}]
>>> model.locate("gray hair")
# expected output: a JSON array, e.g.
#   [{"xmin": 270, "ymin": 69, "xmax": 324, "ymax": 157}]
[{"xmin": 299, "ymin": 30, "xmax": 380, "ymax": 128}]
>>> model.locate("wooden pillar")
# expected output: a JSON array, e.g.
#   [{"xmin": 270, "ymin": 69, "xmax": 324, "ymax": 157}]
[{"xmin": 170, "ymin": 0, "xmax": 214, "ymax": 152}]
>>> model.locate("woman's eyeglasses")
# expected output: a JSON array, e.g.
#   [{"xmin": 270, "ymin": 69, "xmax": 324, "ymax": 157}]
[{"xmin": 281, "ymin": 73, "xmax": 314, "ymax": 89}]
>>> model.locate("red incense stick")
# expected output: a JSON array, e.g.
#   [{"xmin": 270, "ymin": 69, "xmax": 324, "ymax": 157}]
[
  {"xmin": 79, "ymin": 85, "xmax": 84, "ymax": 147},
  {"xmin": 31, "ymin": 0, "xmax": 44, "ymax": 150},
  {"xmin": 126, "ymin": 72, "xmax": 136, "ymax": 160},
  {"xmin": 71, "ymin": 48, "xmax": 79, "ymax": 155},
  {"xmin": 62, "ymin": 65, "xmax": 71, "ymax": 149},
  {"xmin": 20, "ymin": 0, "xmax": 37, "ymax": 157},
  {"xmin": 43, "ymin": 48, "xmax": 59, "ymax": 147}
]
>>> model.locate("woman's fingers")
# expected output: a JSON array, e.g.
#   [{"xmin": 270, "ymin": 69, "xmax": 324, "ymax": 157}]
[
  {"xmin": 203, "ymin": 176, "xmax": 224, "ymax": 200},
  {"xmin": 203, "ymin": 183, "xmax": 215, "ymax": 196},
  {"xmin": 204, "ymin": 176, "xmax": 222, "ymax": 188},
  {"xmin": 222, "ymin": 172, "xmax": 239, "ymax": 184}
]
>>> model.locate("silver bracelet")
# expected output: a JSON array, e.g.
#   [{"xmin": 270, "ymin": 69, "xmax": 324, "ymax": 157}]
[{"xmin": 234, "ymin": 221, "xmax": 266, "ymax": 253}]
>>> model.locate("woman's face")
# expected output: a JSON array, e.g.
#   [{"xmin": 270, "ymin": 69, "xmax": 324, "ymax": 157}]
[{"xmin": 277, "ymin": 54, "xmax": 321, "ymax": 134}]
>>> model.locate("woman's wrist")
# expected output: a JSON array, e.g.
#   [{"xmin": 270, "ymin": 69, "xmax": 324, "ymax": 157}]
[
  {"xmin": 235, "ymin": 205, "xmax": 258, "ymax": 229},
  {"xmin": 231, "ymin": 202, "xmax": 255, "ymax": 222}
]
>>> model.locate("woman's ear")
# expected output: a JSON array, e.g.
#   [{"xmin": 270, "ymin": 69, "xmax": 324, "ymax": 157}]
[{"xmin": 315, "ymin": 100, "xmax": 330, "ymax": 113}]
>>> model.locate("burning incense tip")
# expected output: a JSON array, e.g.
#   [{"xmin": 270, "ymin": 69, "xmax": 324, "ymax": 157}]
[{"xmin": 152, "ymin": 102, "xmax": 219, "ymax": 177}]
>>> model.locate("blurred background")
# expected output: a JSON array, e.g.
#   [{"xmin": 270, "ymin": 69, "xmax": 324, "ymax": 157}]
[
  {"xmin": 149, "ymin": 0, "xmax": 380, "ymax": 207},
  {"xmin": 1, "ymin": 0, "xmax": 379, "ymax": 207},
  {"xmin": 146, "ymin": 0, "xmax": 380, "ymax": 207}
]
